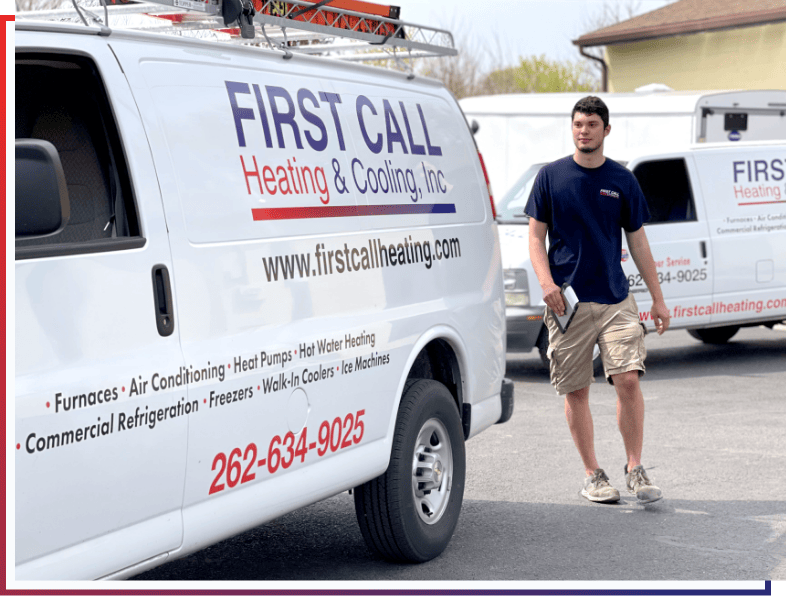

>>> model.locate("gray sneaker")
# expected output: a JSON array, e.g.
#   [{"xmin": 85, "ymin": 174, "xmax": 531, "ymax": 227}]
[
  {"xmin": 625, "ymin": 465, "xmax": 663, "ymax": 503},
  {"xmin": 581, "ymin": 468, "xmax": 620, "ymax": 503}
]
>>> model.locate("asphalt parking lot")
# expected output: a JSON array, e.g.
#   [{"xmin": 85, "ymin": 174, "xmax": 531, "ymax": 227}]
[{"xmin": 133, "ymin": 324, "xmax": 786, "ymax": 583}]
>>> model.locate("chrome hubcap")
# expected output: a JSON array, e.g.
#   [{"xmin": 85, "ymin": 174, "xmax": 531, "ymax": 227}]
[{"xmin": 412, "ymin": 418, "xmax": 452, "ymax": 524}]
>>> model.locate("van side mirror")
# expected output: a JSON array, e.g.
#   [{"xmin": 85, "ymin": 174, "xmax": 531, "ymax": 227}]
[
  {"xmin": 470, "ymin": 119, "xmax": 480, "ymax": 135},
  {"xmin": 16, "ymin": 139, "xmax": 70, "ymax": 240}
]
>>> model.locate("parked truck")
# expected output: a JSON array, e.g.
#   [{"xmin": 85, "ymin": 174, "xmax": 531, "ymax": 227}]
[{"xmin": 461, "ymin": 89, "xmax": 786, "ymax": 196}]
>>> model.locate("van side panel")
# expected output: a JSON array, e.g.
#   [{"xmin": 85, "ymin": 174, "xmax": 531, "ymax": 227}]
[
  {"xmin": 110, "ymin": 38, "xmax": 505, "ymax": 557},
  {"xmin": 127, "ymin": 59, "xmax": 485, "ymax": 246},
  {"xmin": 694, "ymin": 145, "xmax": 786, "ymax": 324}
]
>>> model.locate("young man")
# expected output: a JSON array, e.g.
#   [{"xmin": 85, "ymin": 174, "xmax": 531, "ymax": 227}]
[{"xmin": 525, "ymin": 96, "xmax": 669, "ymax": 504}]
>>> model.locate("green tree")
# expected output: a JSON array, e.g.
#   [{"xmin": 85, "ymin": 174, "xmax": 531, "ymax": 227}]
[{"xmin": 486, "ymin": 55, "xmax": 597, "ymax": 94}]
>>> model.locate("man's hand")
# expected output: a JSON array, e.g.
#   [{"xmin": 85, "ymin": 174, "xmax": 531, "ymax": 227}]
[
  {"xmin": 651, "ymin": 300, "xmax": 670, "ymax": 335},
  {"xmin": 543, "ymin": 282, "xmax": 566, "ymax": 317}
]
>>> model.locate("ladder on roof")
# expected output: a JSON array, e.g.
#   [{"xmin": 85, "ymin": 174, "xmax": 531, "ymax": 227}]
[{"xmin": 17, "ymin": 0, "xmax": 458, "ymax": 62}]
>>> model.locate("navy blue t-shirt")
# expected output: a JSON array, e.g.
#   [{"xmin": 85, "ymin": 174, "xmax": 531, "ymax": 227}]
[{"xmin": 524, "ymin": 155, "xmax": 650, "ymax": 304}]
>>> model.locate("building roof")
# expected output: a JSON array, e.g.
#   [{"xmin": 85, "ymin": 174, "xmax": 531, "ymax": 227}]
[{"xmin": 574, "ymin": 0, "xmax": 786, "ymax": 47}]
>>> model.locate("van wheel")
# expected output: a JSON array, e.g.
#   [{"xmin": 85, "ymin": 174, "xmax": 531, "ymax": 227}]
[
  {"xmin": 687, "ymin": 326, "xmax": 740, "ymax": 344},
  {"xmin": 353, "ymin": 379, "xmax": 465, "ymax": 563},
  {"xmin": 538, "ymin": 342, "xmax": 603, "ymax": 377}
]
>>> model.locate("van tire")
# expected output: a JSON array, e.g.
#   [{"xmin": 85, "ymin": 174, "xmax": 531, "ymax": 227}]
[
  {"xmin": 353, "ymin": 379, "xmax": 465, "ymax": 563},
  {"xmin": 687, "ymin": 326, "xmax": 740, "ymax": 344}
]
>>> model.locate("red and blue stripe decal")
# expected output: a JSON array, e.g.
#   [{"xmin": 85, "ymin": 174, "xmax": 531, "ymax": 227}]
[{"xmin": 252, "ymin": 203, "xmax": 456, "ymax": 221}]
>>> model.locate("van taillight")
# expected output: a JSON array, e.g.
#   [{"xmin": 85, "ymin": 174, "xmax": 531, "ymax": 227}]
[{"xmin": 478, "ymin": 152, "xmax": 496, "ymax": 219}]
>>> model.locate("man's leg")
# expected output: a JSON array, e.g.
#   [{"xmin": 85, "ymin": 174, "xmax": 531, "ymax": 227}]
[
  {"xmin": 564, "ymin": 386, "xmax": 600, "ymax": 476},
  {"xmin": 545, "ymin": 303, "xmax": 617, "ymax": 501},
  {"xmin": 566, "ymin": 385, "xmax": 620, "ymax": 503},
  {"xmin": 613, "ymin": 371, "xmax": 663, "ymax": 502},
  {"xmin": 611, "ymin": 370, "xmax": 644, "ymax": 472}
]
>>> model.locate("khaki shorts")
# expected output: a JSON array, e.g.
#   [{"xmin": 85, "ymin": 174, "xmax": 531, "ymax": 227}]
[{"xmin": 545, "ymin": 293, "xmax": 647, "ymax": 395}]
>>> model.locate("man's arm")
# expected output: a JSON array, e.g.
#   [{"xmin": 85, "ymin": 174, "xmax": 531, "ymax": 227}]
[
  {"xmin": 529, "ymin": 218, "xmax": 565, "ymax": 316},
  {"xmin": 625, "ymin": 226, "xmax": 670, "ymax": 334}
]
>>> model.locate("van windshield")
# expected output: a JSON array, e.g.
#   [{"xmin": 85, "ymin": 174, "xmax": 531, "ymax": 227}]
[{"xmin": 495, "ymin": 163, "xmax": 545, "ymax": 224}]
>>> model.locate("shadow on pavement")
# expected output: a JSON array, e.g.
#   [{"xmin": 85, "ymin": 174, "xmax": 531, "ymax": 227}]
[
  {"xmin": 131, "ymin": 492, "xmax": 784, "ymax": 582},
  {"xmin": 642, "ymin": 335, "xmax": 786, "ymax": 381}
]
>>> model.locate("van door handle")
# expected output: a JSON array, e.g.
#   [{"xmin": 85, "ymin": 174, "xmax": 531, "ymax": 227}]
[
  {"xmin": 700, "ymin": 241, "xmax": 707, "ymax": 259},
  {"xmin": 152, "ymin": 264, "xmax": 175, "ymax": 337}
]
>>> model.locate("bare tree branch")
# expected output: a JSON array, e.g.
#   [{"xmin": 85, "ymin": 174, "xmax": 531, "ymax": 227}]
[{"xmin": 579, "ymin": 0, "xmax": 643, "ymax": 77}]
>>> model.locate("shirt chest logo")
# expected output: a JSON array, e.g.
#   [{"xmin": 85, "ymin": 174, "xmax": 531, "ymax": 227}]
[{"xmin": 600, "ymin": 189, "xmax": 620, "ymax": 199}]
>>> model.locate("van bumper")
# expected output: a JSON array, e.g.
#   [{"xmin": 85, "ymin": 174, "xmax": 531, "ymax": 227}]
[
  {"xmin": 463, "ymin": 379, "xmax": 515, "ymax": 438},
  {"xmin": 506, "ymin": 306, "xmax": 544, "ymax": 352},
  {"xmin": 496, "ymin": 378, "xmax": 515, "ymax": 424}
]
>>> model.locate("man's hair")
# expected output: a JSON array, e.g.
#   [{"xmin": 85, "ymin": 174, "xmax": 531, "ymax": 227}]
[{"xmin": 571, "ymin": 96, "xmax": 609, "ymax": 128}]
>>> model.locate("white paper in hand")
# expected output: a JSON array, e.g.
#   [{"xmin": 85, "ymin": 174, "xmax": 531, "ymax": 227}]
[{"xmin": 555, "ymin": 285, "xmax": 580, "ymax": 333}]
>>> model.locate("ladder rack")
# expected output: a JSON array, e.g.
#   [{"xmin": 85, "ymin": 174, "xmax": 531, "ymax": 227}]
[{"xmin": 17, "ymin": 0, "xmax": 458, "ymax": 62}]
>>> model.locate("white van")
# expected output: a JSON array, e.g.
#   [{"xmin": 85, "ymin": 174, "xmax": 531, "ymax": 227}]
[
  {"xmin": 13, "ymin": 7, "xmax": 512, "ymax": 580},
  {"xmin": 461, "ymin": 89, "xmax": 786, "ymax": 197},
  {"xmin": 496, "ymin": 141, "xmax": 786, "ymax": 366}
]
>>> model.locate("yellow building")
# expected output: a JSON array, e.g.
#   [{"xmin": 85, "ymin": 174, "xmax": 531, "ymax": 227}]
[{"xmin": 574, "ymin": 0, "xmax": 786, "ymax": 92}]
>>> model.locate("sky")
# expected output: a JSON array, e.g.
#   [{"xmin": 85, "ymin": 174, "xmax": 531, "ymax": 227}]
[{"xmin": 391, "ymin": 0, "xmax": 676, "ymax": 67}]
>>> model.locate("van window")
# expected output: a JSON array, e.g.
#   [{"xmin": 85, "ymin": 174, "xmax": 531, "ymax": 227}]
[
  {"xmin": 633, "ymin": 158, "xmax": 696, "ymax": 224},
  {"xmin": 15, "ymin": 54, "xmax": 142, "ymax": 259},
  {"xmin": 495, "ymin": 163, "xmax": 545, "ymax": 223}
]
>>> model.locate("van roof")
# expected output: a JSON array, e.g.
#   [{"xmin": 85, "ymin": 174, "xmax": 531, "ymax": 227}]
[
  {"xmin": 16, "ymin": 0, "xmax": 457, "ymax": 63},
  {"xmin": 15, "ymin": 20, "xmax": 450, "ymax": 90},
  {"xmin": 623, "ymin": 138, "xmax": 786, "ymax": 164},
  {"xmin": 459, "ymin": 90, "xmax": 786, "ymax": 118}
]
